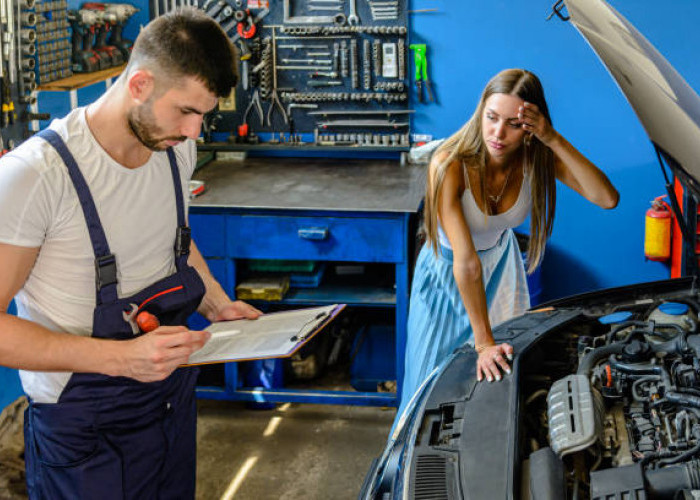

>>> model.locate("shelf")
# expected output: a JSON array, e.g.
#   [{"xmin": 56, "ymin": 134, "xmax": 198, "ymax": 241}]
[
  {"xmin": 250, "ymin": 285, "xmax": 396, "ymax": 307},
  {"xmin": 197, "ymin": 142, "xmax": 410, "ymax": 153},
  {"xmin": 38, "ymin": 64, "xmax": 126, "ymax": 91}
]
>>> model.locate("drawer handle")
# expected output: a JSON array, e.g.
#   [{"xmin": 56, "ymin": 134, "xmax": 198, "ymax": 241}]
[{"xmin": 298, "ymin": 227, "xmax": 329, "ymax": 240}]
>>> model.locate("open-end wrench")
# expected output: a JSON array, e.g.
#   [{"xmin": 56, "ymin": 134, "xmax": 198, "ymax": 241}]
[{"xmin": 347, "ymin": 0, "xmax": 359, "ymax": 25}]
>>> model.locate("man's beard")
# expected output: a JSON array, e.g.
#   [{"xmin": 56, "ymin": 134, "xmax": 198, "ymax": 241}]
[{"xmin": 127, "ymin": 99, "xmax": 186, "ymax": 151}]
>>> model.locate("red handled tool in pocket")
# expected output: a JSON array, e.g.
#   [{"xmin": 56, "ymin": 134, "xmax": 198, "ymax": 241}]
[
  {"xmin": 136, "ymin": 311, "xmax": 160, "ymax": 333},
  {"xmin": 122, "ymin": 286, "xmax": 183, "ymax": 334},
  {"xmin": 123, "ymin": 304, "xmax": 160, "ymax": 334}
]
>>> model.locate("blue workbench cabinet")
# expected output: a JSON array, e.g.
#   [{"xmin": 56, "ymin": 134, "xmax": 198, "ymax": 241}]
[
  {"xmin": 188, "ymin": 158, "xmax": 425, "ymax": 407},
  {"xmin": 190, "ymin": 208, "xmax": 411, "ymax": 407}
]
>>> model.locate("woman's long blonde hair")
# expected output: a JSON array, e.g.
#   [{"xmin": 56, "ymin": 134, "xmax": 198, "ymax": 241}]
[{"xmin": 424, "ymin": 68, "xmax": 556, "ymax": 274}]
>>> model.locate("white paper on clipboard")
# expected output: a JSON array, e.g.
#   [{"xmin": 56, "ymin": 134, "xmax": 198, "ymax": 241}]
[{"xmin": 185, "ymin": 304, "xmax": 345, "ymax": 366}]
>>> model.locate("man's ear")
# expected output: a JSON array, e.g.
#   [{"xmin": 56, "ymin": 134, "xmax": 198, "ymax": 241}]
[{"xmin": 127, "ymin": 69, "xmax": 155, "ymax": 104}]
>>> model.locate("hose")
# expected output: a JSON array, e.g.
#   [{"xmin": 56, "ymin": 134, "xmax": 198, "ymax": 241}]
[
  {"xmin": 631, "ymin": 376, "xmax": 660, "ymax": 402},
  {"xmin": 608, "ymin": 358, "xmax": 673, "ymax": 389},
  {"xmin": 576, "ymin": 343, "xmax": 626, "ymax": 378}
]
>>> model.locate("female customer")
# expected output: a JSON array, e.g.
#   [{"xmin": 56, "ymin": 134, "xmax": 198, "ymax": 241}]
[{"xmin": 400, "ymin": 68, "xmax": 618, "ymax": 411}]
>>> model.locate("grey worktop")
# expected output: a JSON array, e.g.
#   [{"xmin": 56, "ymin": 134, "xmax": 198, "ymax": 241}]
[{"xmin": 190, "ymin": 157, "xmax": 426, "ymax": 213}]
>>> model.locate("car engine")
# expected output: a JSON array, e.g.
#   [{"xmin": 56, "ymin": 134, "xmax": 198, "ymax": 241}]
[{"xmin": 522, "ymin": 299, "xmax": 700, "ymax": 499}]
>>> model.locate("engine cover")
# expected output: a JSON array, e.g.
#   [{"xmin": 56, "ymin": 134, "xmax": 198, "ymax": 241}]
[{"xmin": 547, "ymin": 374, "xmax": 604, "ymax": 456}]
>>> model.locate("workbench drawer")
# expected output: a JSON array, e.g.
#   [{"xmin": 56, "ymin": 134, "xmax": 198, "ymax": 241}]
[
  {"xmin": 190, "ymin": 214, "xmax": 226, "ymax": 257},
  {"xmin": 226, "ymin": 215, "xmax": 404, "ymax": 263}
]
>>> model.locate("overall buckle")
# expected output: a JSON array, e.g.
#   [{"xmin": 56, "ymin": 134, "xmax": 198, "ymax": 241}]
[
  {"xmin": 176, "ymin": 226, "xmax": 191, "ymax": 256},
  {"xmin": 95, "ymin": 254, "xmax": 117, "ymax": 290}
]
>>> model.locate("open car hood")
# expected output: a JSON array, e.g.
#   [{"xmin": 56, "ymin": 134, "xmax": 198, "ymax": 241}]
[{"xmin": 564, "ymin": 0, "xmax": 700, "ymax": 197}]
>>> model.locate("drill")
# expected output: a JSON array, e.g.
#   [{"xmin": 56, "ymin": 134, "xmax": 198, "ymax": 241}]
[
  {"xmin": 67, "ymin": 9, "xmax": 101, "ymax": 73},
  {"xmin": 105, "ymin": 3, "xmax": 139, "ymax": 61},
  {"xmin": 83, "ymin": 4, "xmax": 124, "ymax": 68}
]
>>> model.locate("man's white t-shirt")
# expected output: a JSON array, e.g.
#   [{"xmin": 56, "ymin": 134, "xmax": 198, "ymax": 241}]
[{"xmin": 0, "ymin": 107, "xmax": 197, "ymax": 403}]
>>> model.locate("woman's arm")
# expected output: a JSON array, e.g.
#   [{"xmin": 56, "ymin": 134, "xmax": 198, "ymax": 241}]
[
  {"xmin": 519, "ymin": 102, "xmax": 619, "ymax": 209},
  {"xmin": 437, "ymin": 158, "xmax": 512, "ymax": 382}
]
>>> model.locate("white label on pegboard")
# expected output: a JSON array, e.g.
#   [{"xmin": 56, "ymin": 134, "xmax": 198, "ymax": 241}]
[
  {"xmin": 247, "ymin": 0, "xmax": 269, "ymax": 8},
  {"xmin": 412, "ymin": 134, "xmax": 433, "ymax": 143}
]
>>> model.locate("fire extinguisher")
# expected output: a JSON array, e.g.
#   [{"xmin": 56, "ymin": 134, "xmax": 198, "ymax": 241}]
[{"xmin": 645, "ymin": 195, "xmax": 673, "ymax": 261}]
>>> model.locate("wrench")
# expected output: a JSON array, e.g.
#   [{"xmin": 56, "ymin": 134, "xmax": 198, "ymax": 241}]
[
  {"xmin": 308, "ymin": 5, "xmax": 342, "ymax": 11},
  {"xmin": 347, "ymin": 0, "xmax": 359, "ymax": 25}
]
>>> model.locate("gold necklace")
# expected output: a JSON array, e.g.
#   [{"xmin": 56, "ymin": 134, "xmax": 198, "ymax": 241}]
[{"xmin": 487, "ymin": 167, "xmax": 513, "ymax": 204}]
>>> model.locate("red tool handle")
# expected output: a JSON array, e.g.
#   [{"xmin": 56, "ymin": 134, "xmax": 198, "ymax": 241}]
[{"xmin": 136, "ymin": 311, "xmax": 160, "ymax": 333}]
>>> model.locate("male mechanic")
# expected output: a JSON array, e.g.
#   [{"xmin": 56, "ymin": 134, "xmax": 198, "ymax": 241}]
[{"xmin": 0, "ymin": 8, "xmax": 261, "ymax": 498}]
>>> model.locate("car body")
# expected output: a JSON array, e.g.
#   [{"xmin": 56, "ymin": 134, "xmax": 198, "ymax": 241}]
[{"xmin": 360, "ymin": 0, "xmax": 700, "ymax": 498}]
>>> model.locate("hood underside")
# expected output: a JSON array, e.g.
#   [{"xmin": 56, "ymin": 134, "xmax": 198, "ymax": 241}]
[{"xmin": 564, "ymin": 0, "xmax": 700, "ymax": 197}]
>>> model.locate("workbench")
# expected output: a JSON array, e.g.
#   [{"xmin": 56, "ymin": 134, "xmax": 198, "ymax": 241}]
[{"xmin": 189, "ymin": 157, "xmax": 425, "ymax": 407}]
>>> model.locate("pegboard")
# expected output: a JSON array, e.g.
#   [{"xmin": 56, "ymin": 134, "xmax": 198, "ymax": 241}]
[
  {"xmin": 0, "ymin": 0, "xmax": 43, "ymax": 151},
  {"xmin": 200, "ymin": 0, "xmax": 410, "ymax": 149}
]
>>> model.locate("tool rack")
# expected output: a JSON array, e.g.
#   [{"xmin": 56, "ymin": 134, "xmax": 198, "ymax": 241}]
[
  {"xmin": 196, "ymin": 0, "xmax": 411, "ymax": 153},
  {"xmin": 0, "ymin": 0, "xmax": 44, "ymax": 150}
]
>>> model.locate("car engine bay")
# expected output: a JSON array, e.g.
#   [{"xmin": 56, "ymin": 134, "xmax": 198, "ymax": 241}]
[{"xmin": 522, "ymin": 296, "xmax": 700, "ymax": 499}]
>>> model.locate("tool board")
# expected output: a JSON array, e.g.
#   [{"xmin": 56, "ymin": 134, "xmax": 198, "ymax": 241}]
[
  {"xmin": 0, "ymin": 0, "xmax": 47, "ymax": 151},
  {"xmin": 200, "ymin": 0, "xmax": 410, "ymax": 149}
]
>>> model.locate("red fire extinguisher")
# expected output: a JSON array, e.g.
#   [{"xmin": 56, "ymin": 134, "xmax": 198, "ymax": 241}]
[{"xmin": 645, "ymin": 195, "xmax": 673, "ymax": 261}]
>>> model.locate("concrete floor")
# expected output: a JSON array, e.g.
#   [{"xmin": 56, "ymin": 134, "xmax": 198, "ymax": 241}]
[{"xmin": 196, "ymin": 400, "xmax": 395, "ymax": 500}]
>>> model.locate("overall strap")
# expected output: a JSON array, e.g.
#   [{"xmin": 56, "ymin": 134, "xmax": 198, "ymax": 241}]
[
  {"xmin": 37, "ymin": 129, "xmax": 118, "ymax": 304},
  {"xmin": 165, "ymin": 148, "xmax": 191, "ymax": 270}
]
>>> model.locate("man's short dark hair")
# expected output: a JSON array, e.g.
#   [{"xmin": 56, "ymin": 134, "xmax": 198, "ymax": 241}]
[{"xmin": 128, "ymin": 7, "xmax": 239, "ymax": 97}]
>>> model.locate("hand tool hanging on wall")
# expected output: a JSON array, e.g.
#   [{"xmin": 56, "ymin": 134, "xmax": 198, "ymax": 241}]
[
  {"xmin": 409, "ymin": 43, "xmax": 434, "ymax": 103},
  {"xmin": 286, "ymin": 102, "xmax": 316, "ymax": 142},
  {"xmin": 340, "ymin": 40, "xmax": 348, "ymax": 78},
  {"xmin": 238, "ymin": 88, "xmax": 264, "ymax": 138},
  {"xmin": 265, "ymin": 30, "xmax": 288, "ymax": 127},
  {"xmin": 397, "ymin": 39, "xmax": 405, "ymax": 81},
  {"xmin": 238, "ymin": 39, "xmax": 252, "ymax": 90},
  {"xmin": 1, "ymin": 0, "xmax": 16, "ymax": 127},
  {"xmin": 350, "ymin": 38, "xmax": 358, "ymax": 89},
  {"xmin": 0, "ymin": 3, "xmax": 7, "ymax": 129},
  {"xmin": 223, "ymin": 6, "xmax": 269, "ymax": 43}
]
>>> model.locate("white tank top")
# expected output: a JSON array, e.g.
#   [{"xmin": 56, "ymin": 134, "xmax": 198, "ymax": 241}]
[{"xmin": 438, "ymin": 165, "xmax": 532, "ymax": 251}]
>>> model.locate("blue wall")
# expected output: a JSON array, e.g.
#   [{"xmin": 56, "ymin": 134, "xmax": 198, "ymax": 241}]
[
  {"xmin": 36, "ymin": 0, "xmax": 700, "ymax": 301},
  {"xmin": 410, "ymin": 0, "xmax": 700, "ymax": 300}
]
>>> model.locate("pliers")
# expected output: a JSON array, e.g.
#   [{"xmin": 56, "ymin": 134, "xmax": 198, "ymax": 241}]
[
  {"xmin": 238, "ymin": 88, "xmax": 264, "ymax": 137},
  {"xmin": 409, "ymin": 44, "xmax": 434, "ymax": 103},
  {"xmin": 266, "ymin": 88, "xmax": 288, "ymax": 127}
]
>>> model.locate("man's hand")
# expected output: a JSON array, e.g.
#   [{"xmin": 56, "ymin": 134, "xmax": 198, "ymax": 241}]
[
  {"xmin": 116, "ymin": 325, "xmax": 211, "ymax": 382},
  {"xmin": 213, "ymin": 300, "xmax": 263, "ymax": 322}
]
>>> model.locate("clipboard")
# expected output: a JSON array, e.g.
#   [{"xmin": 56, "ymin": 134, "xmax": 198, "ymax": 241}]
[{"xmin": 185, "ymin": 304, "xmax": 346, "ymax": 366}]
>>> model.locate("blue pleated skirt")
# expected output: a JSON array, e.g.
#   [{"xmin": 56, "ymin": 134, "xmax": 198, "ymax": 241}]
[{"xmin": 398, "ymin": 228, "xmax": 530, "ymax": 415}]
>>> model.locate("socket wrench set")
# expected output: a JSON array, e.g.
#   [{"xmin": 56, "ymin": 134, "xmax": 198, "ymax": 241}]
[
  {"xmin": 0, "ymin": 0, "xmax": 45, "ymax": 151},
  {"xmin": 200, "ymin": 0, "xmax": 411, "ymax": 150}
]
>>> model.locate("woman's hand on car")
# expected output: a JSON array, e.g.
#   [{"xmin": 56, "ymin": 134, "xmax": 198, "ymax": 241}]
[{"xmin": 476, "ymin": 343, "xmax": 513, "ymax": 382}]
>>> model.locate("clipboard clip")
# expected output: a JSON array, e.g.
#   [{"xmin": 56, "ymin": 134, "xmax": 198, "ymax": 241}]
[{"xmin": 290, "ymin": 311, "xmax": 329, "ymax": 342}]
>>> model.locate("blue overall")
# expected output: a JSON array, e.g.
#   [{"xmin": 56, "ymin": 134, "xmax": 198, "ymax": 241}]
[{"xmin": 24, "ymin": 130, "xmax": 206, "ymax": 499}]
